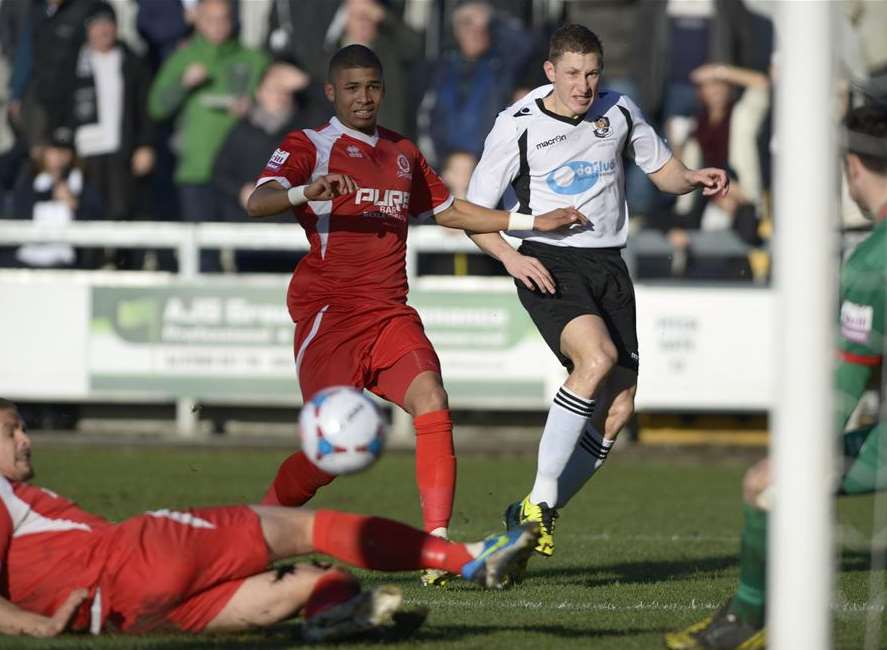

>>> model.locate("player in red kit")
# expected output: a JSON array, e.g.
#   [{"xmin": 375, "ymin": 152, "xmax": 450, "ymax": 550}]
[
  {"xmin": 246, "ymin": 43, "xmax": 585, "ymax": 586},
  {"xmin": 0, "ymin": 400, "xmax": 537, "ymax": 641}
]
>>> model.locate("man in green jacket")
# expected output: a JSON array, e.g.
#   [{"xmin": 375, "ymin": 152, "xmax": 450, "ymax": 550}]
[
  {"xmin": 148, "ymin": 0, "xmax": 268, "ymax": 270},
  {"xmin": 665, "ymin": 104, "xmax": 887, "ymax": 650}
]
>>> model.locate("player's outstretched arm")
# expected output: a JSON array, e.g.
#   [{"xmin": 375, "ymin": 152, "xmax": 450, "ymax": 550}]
[
  {"xmin": 0, "ymin": 589, "xmax": 87, "ymax": 637},
  {"xmin": 246, "ymin": 175, "xmax": 359, "ymax": 217},
  {"xmin": 435, "ymin": 199, "xmax": 587, "ymax": 234},
  {"xmin": 648, "ymin": 157, "xmax": 730, "ymax": 197}
]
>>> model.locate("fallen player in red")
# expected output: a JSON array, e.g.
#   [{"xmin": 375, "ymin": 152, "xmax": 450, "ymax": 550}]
[{"xmin": 0, "ymin": 399, "xmax": 537, "ymax": 641}]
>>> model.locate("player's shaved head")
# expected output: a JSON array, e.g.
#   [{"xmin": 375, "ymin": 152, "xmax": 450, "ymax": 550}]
[
  {"xmin": 328, "ymin": 45, "xmax": 383, "ymax": 83},
  {"xmin": 548, "ymin": 24, "xmax": 603, "ymax": 65},
  {"xmin": 0, "ymin": 398, "xmax": 17, "ymax": 413}
]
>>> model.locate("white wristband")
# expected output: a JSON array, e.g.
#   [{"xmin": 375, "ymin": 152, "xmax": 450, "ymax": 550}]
[
  {"xmin": 507, "ymin": 211, "xmax": 535, "ymax": 231},
  {"xmin": 287, "ymin": 185, "xmax": 308, "ymax": 206}
]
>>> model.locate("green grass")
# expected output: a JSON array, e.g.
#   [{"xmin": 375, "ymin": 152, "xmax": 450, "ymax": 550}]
[{"xmin": 4, "ymin": 443, "xmax": 883, "ymax": 649}]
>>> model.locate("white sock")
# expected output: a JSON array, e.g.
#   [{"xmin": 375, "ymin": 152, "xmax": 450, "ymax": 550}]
[
  {"xmin": 555, "ymin": 424, "xmax": 614, "ymax": 508},
  {"xmin": 529, "ymin": 386, "xmax": 594, "ymax": 507},
  {"xmin": 429, "ymin": 526, "xmax": 448, "ymax": 539}
]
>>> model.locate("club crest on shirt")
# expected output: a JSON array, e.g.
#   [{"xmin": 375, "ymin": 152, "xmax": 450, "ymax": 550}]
[
  {"xmin": 396, "ymin": 153, "xmax": 412, "ymax": 179},
  {"xmin": 266, "ymin": 148, "xmax": 290, "ymax": 170},
  {"xmin": 346, "ymin": 145, "xmax": 363, "ymax": 158},
  {"xmin": 592, "ymin": 116, "xmax": 611, "ymax": 138}
]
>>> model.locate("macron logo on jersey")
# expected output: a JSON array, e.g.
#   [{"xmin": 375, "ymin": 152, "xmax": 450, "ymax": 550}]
[
  {"xmin": 536, "ymin": 134, "xmax": 567, "ymax": 150},
  {"xmin": 266, "ymin": 148, "xmax": 290, "ymax": 171}
]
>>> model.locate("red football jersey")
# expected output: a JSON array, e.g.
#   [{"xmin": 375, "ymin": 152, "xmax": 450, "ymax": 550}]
[
  {"xmin": 0, "ymin": 477, "xmax": 110, "ymax": 629},
  {"xmin": 257, "ymin": 117, "xmax": 454, "ymax": 322}
]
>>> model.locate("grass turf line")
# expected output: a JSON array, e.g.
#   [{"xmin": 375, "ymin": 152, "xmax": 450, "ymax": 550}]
[{"xmin": 0, "ymin": 444, "xmax": 880, "ymax": 649}]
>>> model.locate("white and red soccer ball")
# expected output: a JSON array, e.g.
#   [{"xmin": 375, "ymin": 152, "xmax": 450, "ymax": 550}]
[{"xmin": 300, "ymin": 386, "xmax": 385, "ymax": 475}]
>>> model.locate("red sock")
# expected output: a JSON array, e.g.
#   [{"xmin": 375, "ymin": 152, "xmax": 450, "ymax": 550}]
[
  {"xmin": 261, "ymin": 451, "xmax": 336, "ymax": 506},
  {"xmin": 414, "ymin": 409, "xmax": 456, "ymax": 532},
  {"xmin": 312, "ymin": 509, "xmax": 473, "ymax": 574},
  {"xmin": 303, "ymin": 569, "xmax": 361, "ymax": 619}
]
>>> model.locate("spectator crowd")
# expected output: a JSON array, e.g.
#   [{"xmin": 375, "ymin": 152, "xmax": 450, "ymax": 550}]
[{"xmin": 0, "ymin": 0, "xmax": 884, "ymax": 278}]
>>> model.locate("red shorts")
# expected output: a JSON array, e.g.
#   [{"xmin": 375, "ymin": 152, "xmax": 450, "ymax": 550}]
[
  {"xmin": 294, "ymin": 303, "xmax": 441, "ymax": 407},
  {"xmin": 82, "ymin": 506, "xmax": 269, "ymax": 634}
]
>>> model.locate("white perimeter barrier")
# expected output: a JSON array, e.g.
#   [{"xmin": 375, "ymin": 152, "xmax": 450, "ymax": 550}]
[{"xmin": 0, "ymin": 221, "xmax": 773, "ymax": 437}]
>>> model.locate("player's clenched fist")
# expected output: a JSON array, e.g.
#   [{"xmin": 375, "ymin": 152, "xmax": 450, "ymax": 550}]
[
  {"xmin": 534, "ymin": 207, "xmax": 589, "ymax": 232},
  {"xmin": 305, "ymin": 174, "xmax": 360, "ymax": 201}
]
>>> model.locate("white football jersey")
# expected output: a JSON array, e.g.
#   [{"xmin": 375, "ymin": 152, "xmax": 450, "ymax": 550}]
[{"xmin": 467, "ymin": 84, "xmax": 672, "ymax": 248}]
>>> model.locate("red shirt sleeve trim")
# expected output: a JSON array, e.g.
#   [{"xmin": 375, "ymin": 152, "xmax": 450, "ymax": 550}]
[{"xmin": 839, "ymin": 350, "xmax": 883, "ymax": 366}]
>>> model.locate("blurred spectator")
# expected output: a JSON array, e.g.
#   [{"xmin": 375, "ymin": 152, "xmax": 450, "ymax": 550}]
[
  {"xmin": 0, "ymin": 0, "xmax": 29, "ymax": 62},
  {"xmin": 441, "ymin": 150, "xmax": 476, "ymax": 201},
  {"xmin": 326, "ymin": 0, "xmax": 423, "ymax": 137},
  {"xmin": 266, "ymin": 1, "xmax": 411, "ymax": 80},
  {"xmin": 105, "ymin": 0, "xmax": 145, "ymax": 54},
  {"xmin": 238, "ymin": 0, "xmax": 271, "ymax": 50},
  {"xmin": 841, "ymin": 0, "xmax": 887, "ymax": 84},
  {"xmin": 684, "ymin": 63, "xmax": 770, "ymax": 208},
  {"xmin": 0, "ymin": 27, "xmax": 24, "ymax": 216},
  {"xmin": 74, "ymin": 2, "xmax": 155, "ymax": 220},
  {"xmin": 148, "ymin": 0, "xmax": 268, "ymax": 271},
  {"xmin": 633, "ymin": 0, "xmax": 771, "ymax": 127},
  {"xmin": 212, "ymin": 63, "xmax": 328, "ymax": 223},
  {"xmin": 137, "ymin": 0, "xmax": 195, "ymax": 73},
  {"xmin": 1, "ymin": 129, "xmax": 104, "ymax": 269},
  {"xmin": 644, "ymin": 62, "xmax": 769, "ymax": 281},
  {"xmin": 265, "ymin": 0, "xmax": 341, "ymax": 80},
  {"xmin": 138, "ymin": 0, "xmax": 240, "ymax": 72},
  {"xmin": 419, "ymin": 150, "xmax": 505, "ymax": 276},
  {"xmin": 9, "ymin": 0, "xmax": 97, "ymax": 148},
  {"xmin": 211, "ymin": 62, "xmax": 330, "ymax": 273},
  {"xmin": 267, "ymin": 2, "xmax": 421, "ymax": 137},
  {"xmin": 418, "ymin": 1, "xmax": 533, "ymax": 167}
]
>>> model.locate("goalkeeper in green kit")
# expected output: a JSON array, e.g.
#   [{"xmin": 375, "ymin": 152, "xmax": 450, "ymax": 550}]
[{"xmin": 665, "ymin": 104, "xmax": 887, "ymax": 650}]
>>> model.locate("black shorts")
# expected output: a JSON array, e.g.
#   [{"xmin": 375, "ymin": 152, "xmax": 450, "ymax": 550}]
[{"xmin": 515, "ymin": 240, "xmax": 639, "ymax": 372}]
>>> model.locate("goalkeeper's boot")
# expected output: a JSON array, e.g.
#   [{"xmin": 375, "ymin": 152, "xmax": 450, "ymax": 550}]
[
  {"xmin": 506, "ymin": 496, "xmax": 558, "ymax": 557},
  {"xmin": 302, "ymin": 585, "xmax": 426, "ymax": 642},
  {"xmin": 419, "ymin": 568, "xmax": 454, "ymax": 588},
  {"xmin": 664, "ymin": 601, "xmax": 766, "ymax": 650},
  {"xmin": 460, "ymin": 522, "xmax": 540, "ymax": 589}
]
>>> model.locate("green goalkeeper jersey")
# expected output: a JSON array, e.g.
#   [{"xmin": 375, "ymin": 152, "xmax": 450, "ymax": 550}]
[{"xmin": 836, "ymin": 217, "xmax": 886, "ymax": 431}]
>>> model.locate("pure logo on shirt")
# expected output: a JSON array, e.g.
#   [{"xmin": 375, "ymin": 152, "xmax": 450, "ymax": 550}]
[
  {"xmin": 346, "ymin": 145, "xmax": 363, "ymax": 158},
  {"xmin": 841, "ymin": 300, "xmax": 873, "ymax": 344},
  {"xmin": 546, "ymin": 160, "xmax": 616, "ymax": 195},
  {"xmin": 266, "ymin": 148, "xmax": 290, "ymax": 170},
  {"xmin": 355, "ymin": 188, "xmax": 411, "ymax": 219}
]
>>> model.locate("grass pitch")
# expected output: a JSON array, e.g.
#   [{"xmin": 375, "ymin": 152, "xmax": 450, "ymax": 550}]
[{"xmin": 4, "ymin": 442, "xmax": 882, "ymax": 649}]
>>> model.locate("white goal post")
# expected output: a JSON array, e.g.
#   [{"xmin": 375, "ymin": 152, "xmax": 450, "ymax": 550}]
[{"xmin": 770, "ymin": 3, "xmax": 837, "ymax": 650}]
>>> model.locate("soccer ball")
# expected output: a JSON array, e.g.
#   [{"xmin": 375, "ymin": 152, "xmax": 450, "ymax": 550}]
[{"xmin": 300, "ymin": 386, "xmax": 385, "ymax": 475}]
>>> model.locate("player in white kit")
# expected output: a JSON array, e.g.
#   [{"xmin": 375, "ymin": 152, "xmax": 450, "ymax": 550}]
[{"xmin": 466, "ymin": 25, "xmax": 729, "ymax": 558}]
